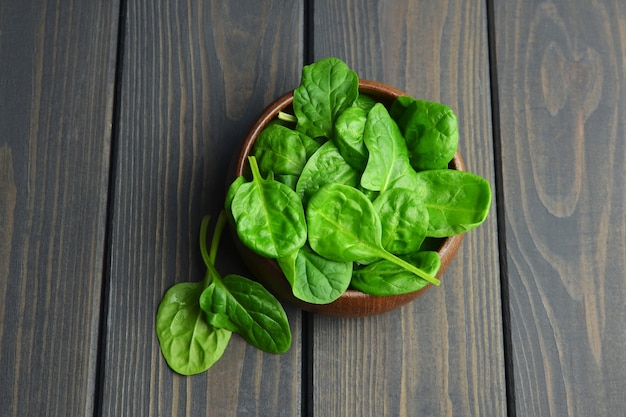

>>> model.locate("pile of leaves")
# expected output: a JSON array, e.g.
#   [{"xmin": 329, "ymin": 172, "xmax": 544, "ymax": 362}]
[
  {"xmin": 227, "ymin": 57, "xmax": 491, "ymax": 303},
  {"xmin": 156, "ymin": 57, "xmax": 491, "ymax": 376}
]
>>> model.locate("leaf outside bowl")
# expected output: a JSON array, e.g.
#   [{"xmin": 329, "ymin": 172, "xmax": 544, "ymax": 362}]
[{"xmin": 229, "ymin": 80, "xmax": 465, "ymax": 317}]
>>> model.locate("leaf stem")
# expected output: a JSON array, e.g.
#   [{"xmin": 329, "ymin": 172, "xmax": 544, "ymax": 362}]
[
  {"xmin": 247, "ymin": 155, "xmax": 261, "ymax": 180},
  {"xmin": 199, "ymin": 212, "xmax": 227, "ymax": 288},
  {"xmin": 203, "ymin": 262, "xmax": 222, "ymax": 288},
  {"xmin": 277, "ymin": 111, "xmax": 297, "ymax": 123},
  {"xmin": 199, "ymin": 215, "xmax": 212, "ymax": 269},
  {"xmin": 382, "ymin": 251, "xmax": 441, "ymax": 286},
  {"xmin": 210, "ymin": 210, "xmax": 228, "ymax": 265}
]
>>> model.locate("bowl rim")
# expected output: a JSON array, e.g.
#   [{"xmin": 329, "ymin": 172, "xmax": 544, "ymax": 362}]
[{"xmin": 231, "ymin": 79, "xmax": 465, "ymax": 317}]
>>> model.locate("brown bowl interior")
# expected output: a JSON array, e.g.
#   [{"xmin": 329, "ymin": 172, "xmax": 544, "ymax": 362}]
[{"xmin": 230, "ymin": 80, "xmax": 465, "ymax": 317}]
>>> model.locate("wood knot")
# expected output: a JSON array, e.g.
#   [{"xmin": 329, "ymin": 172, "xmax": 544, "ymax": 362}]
[{"xmin": 541, "ymin": 43, "xmax": 603, "ymax": 120}]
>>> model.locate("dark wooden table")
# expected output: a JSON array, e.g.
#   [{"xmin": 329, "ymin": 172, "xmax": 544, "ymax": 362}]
[{"xmin": 2, "ymin": 1, "xmax": 625, "ymax": 416}]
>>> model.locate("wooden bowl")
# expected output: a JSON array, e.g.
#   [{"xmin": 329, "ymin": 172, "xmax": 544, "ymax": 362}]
[{"xmin": 230, "ymin": 80, "xmax": 465, "ymax": 317}]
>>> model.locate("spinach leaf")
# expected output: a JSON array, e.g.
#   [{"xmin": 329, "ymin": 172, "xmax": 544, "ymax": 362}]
[
  {"xmin": 276, "ymin": 250, "xmax": 298, "ymax": 287},
  {"xmin": 293, "ymin": 57, "xmax": 359, "ymax": 139},
  {"xmin": 275, "ymin": 174, "xmax": 299, "ymax": 190},
  {"xmin": 157, "ymin": 211, "xmax": 292, "ymax": 373},
  {"xmin": 297, "ymin": 130, "xmax": 323, "ymax": 158},
  {"xmin": 199, "ymin": 274, "xmax": 291, "ymax": 354},
  {"xmin": 334, "ymin": 106, "xmax": 368, "ymax": 171},
  {"xmin": 394, "ymin": 98, "xmax": 459, "ymax": 171},
  {"xmin": 306, "ymin": 183, "xmax": 440, "ymax": 286},
  {"xmin": 230, "ymin": 156, "xmax": 307, "ymax": 258},
  {"xmin": 278, "ymin": 245, "xmax": 352, "ymax": 304},
  {"xmin": 372, "ymin": 187, "xmax": 428, "ymax": 255},
  {"xmin": 225, "ymin": 176, "xmax": 246, "ymax": 212},
  {"xmin": 361, "ymin": 103, "xmax": 419, "ymax": 193},
  {"xmin": 351, "ymin": 251, "xmax": 441, "ymax": 296},
  {"xmin": 415, "ymin": 169, "xmax": 492, "ymax": 237},
  {"xmin": 156, "ymin": 281, "xmax": 232, "ymax": 375},
  {"xmin": 389, "ymin": 95, "xmax": 418, "ymax": 125},
  {"xmin": 296, "ymin": 141, "xmax": 359, "ymax": 204},
  {"xmin": 156, "ymin": 214, "xmax": 232, "ymax": 375},
  {"xmin": 353, "ymin": 93, "xmax": 377, "ymax": 113},
  {"xmin": 253, "ymin": 123, "xmax": 307, "ymax": 177}
]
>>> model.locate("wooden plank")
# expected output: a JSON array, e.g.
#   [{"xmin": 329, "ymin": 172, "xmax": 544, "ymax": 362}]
[
  {"xmin": 0, "ymin": 1, "xmax": 120, "ymax": 415},
  {"xmin": 310, "ymin": 1, "xmax": 506, "ymax": 416},
  {"xmin": 495, "ymin": 0, "xmax": 626, "ymax": 415},
  {"xmin": 99, "ymin": 1, "xmax": 304, "ymax": 416}
]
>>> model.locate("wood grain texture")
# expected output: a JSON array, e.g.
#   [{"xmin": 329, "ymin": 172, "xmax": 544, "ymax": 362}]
[
  {"xmin": 99, "ymin": 1, "xmax": 304, "ymax": 416},
  {"xmin": 310, "ymin": 1, "xmax": 506, "ymax": 416},
  {"xmin": 495, "ymin": 0, "xmax": 626, "ymax": 415},
  {"xmin": 0, "ymin": 0, "xmax": 120, "ymax": 415}
]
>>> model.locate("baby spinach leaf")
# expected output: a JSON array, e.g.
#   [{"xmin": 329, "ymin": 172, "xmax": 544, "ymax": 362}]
[
  {"xmin": 306, "ymin": 183, "xmax": 383, "ymax": 263},
  {"xmin": 275, "ymin": 174, "xmax": 299, "ymax": 190},
  {"xmin": 225, "ymin": 176, "xmax": 246, "ymax": 212},
  {"xmin": 199, "ymin": 274, "xmax": 292, "ymax": 354},
  {"xmin": 296, "ymin": 141, "xmax": 359, "ymax": 204},
  {"xmin": 156, "ymin": 281, "xmax": 232, "ymax": 376},
  {"xmin": 357, "ymin": 186, "xmax": 380, "ymax": 203},
  {"xmin": 253, "ymin": 123, "xmax": 308, "ymax": 177},
  {"xmin": 415, "ymin": 169, "xmax": 492, "ymax": 237},
  {"xmin": 230, "ymin": 156, "xmax": 307, "ymax": 258},
  {"xmin": 389, "ymin": 95, "xmax": 415, "ymax": 122},
  {"xmin": 373, "ymin": 188, "xmax": 429, "ymax": 255},
  {"xmin": 361, "ymin": 103, "xmax": 419, "ymax": 193},
  {"xmin": 293, "ymin": 57, "xmax": 359, "ymax": 139},
  {"xmin": 334, "ymin": 106, "xmax": 369, "ymax": 171},
  {"xmin": 278, "ymin": 245, "xmax": 352, "ymax": 304},
  {"xmin": 353, "ymin": 93, "xmax": 377, "ymax": 113},
  {"xmin": 297, "ymin": 130, "xmax": 323, "ymax": 158},
  {"xmin": 395, "ymin": 98, "xmax": 459, "ymax": 171},
  {"xmin": 351, "ymin": 251, "xmax": 441, "ymax": 296},
  {"xmin": 306, "ymin": 183, "xmax": 440, "ymax": 285},
  {"xmin": 277, "ymin": 250, "xmax": 298, "ymax": 287}
]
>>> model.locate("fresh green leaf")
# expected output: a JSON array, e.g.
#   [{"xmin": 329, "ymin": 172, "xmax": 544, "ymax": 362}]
[
  {"xmin": 225, "ymin": 176, "xmax": 246, "ymax": 213},
  {"xmin": 395, "ymin": 98, "xmax": 459, "ymax": 171},
  {"xmin": 361, "ymin": 103, "xmax": 419, "ymax": 193},
  {"xmin": 156, "ymin": 281, "xmax": 232, "ymax": 375},
  {"xmin": 334, "ymin": 106, "xmax": 368, "ymax": 171},
  {"xmin": 296, "ymin": 141, "xmax": 359, "ymax": 204},
  {"xmin": 230, "ymin": 156, "xmax": 307, "ymax": 258},
  {"xmin": 372, "ymin": 187, "xmax": 429, "ymax": 255},
  {"xmin": 306, "ymin": 183, "xmax": 383, "ymax": 263},
  {"xmin": 253, "ymin": 123, "xmax": 308, "ymax": 177},
  {"xmin": 277, "ymin": 250, "xmax": 298, "ymax": 287},
  {"xmin": 389, "ymin": 95, "xmax": 415, "ymax": 122},
  {"xmin": 275, "ymin": 174, "xmax": 299, "ymax": 190},
  {"xmin": 199, "ymin": 274, "xmax": 292, "ymax": 354},
  {"xmin": 351, "ymin": 251, "xmax": 441, "ymax": 296},
  {"xmin": 353, "ymin": 94, "xmax": 378, "ymax": 113},
  {"xmin": 306, "ymin": 183, "xmax": 440, "ymax": 285},
  {"xmin": 415, "ymin": 169, "xmax": 492, "ymax": 237},
  {"xmin": 278, "ymin": 245, "xmax": 352, "ymax": 304},
  {"xmin": 293, "ymin": 57, "xmax": 359, "ymax": 139},
  {"xmin": 297, "ymin": 130, "xmax": 323, "ymax": 158}
]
